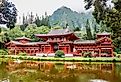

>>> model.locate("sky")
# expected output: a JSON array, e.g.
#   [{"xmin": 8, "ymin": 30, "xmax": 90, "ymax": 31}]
[
  {"xmin": 10, "ymin": 0, "xmax": 92, "ymax": 24},
  {"xmin": 11, "ymin": 0, "xmax": 86, "ymax": 16}
]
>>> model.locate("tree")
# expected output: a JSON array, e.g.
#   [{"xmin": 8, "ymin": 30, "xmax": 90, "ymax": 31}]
[
  {"xmin": 29, "ymin": 12, "xmax": 34, "ymax": 24},
  {"xmin": 7, "ymin": 26, "xmax": 24, "ymax": 40},
  {"xmin": 20, "ymin": 14, "xmax": 28, "ymax": 31},
  {"xmin": 85, "ymin": 19, "xmax": 93, "ymax": 40},
  {"xmin": 25, "ymin": 25, "xmax": 50, "ymax": 41},
  {"xmin": 0, "ymin": 27, "xmax": 9, "ymax": 49},
  {"xmin": 34, "ymin": 14, "xmax": 41, "ymax": 27},
  {"xmin": 0, "ymin": 0, "xmax": 17, "ymax": 29},
  {"xmin": 34, "ymin": 12, "xmax": 50, "ymax": 27},
  {"xmin": 44, "ymin": 12, "xmax": 50, "ymax": 26},
  {"xmin": 74, "ymin": 27, "xmax": 80, "ymax": 31},
  {"xmin": 93, "ymin": 24, "xmax": 98, "ymax": 39},
  {"xmin": 22, "ymin": 13, "xmax": 25, "ymax": 25},
  {"xmin": 53, "ymin": 25, "xmax": 62, "ymax": 30},
  {"xmin": 84, "ymin": 0, "xmax": 121, "ymax": 49},
  {"xmin": 24, "ymin": 24, "xmax": 37, "ymax": 41},
  {"xmin": 84, "ymin": 0, "xmax": 107, "ymax": 24}
]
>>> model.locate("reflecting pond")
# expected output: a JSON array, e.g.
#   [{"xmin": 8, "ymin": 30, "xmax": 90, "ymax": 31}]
[{"xmin": 0, "ymin": 61, "xmax": 121, "ymax": 82}]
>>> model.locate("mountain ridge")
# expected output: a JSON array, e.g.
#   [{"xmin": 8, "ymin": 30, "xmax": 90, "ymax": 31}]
[{"xmin": 49, "ymin": 6, "xmax": 95, "ymax": 29}]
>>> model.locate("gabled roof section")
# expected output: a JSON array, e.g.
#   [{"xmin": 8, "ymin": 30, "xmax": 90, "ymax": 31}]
[
  {"xmin": 6, "ymin": 41, "xmax": 47, "ymax": 46},
  {"xmin": 96, "ymin": 31, "xmax": 111, "ymax": 35},
  {"xmin": 97, "ymin": 37, "xmax": 112, "ymax": 43},
  {"xmin": 74, "ymin": 40, "xmax": 96, "ymax": 44},
  {"xmin": 15, "ymin": 36, "xmax": 31, "ymax": 41}
]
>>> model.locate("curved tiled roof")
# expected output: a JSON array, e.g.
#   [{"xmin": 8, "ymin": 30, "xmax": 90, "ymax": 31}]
[
  {"xmin": 35, "ymin": 32, "xmax": 73, "ymax": 37},
  {"xmin": 74, "ymin": 40, "xmax": 96, "ymax": 44},
  {"xmin": 48, "ymin": 28, "xmax": 72, "ymax": 34},
  {"xmin": 7, "ymin": 41, "xmax": 47, "ymax": 45},
  {"xmin": 96, "ymin": 31, "xmax": 111, "ymax": 35},
  {"xmin": 35, "ymin": 28, "xmax": 79, "ymax": 40},
  {"xmin": 35, "ymin": 28, "xmax": 73, "ymax": 36},
  {"xmin": 15, "ymin": 36, "xmax": 31, "ymax": 41}
]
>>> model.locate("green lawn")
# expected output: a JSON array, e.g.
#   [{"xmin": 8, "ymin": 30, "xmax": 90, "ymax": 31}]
[{"xmin": 0, "ymin": 55, "xmax": 121, "ymax": 62}]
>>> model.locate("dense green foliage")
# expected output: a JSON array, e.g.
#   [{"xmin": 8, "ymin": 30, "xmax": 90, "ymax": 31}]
[
  {"xmin": 21, "ymin": 12, "xmax": 50, "ymax": 31},
  {"xmin": 55, "ymin": 50, "xmax": 65, "ymax": 58},
  {"xmin": 49, "ymin": 6, "xmax": 97, "ymax": 30},
  {"xmin": 0, "ymin": 49, "xmax": 8, "ymax": 55},
  {"xmin": 85, "ymin": 19, "xmax": 93, "ymax": 40},
  {"xmin": 0, "ymin": 0, "xmax": 17, "ymax": 29},
  {"xmin": 84, "ymin": 0, "xmax": 121, "ymax": 51},
  {"xmin": 25, "ymin": 25, "xmax": 50, "ymax": 41},
  {"xmin": 0, "ymin": 25, "xmax": 50, "ymax": 49}
]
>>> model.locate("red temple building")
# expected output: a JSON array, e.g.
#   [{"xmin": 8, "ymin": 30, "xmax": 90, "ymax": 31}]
[{"xmin": 6, "ymin": 28, "xmax": 114, "ymax": 57}]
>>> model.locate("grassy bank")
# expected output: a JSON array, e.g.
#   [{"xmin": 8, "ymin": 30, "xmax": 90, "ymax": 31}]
[{"xmin": 0, "ymin": 55, "xmax": 121, "ymax": 62}]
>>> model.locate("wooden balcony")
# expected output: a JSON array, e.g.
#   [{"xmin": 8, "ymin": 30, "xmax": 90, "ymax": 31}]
[{"xmin": 98, "ymin": 46, "xmax": 113, "ymax": 48}]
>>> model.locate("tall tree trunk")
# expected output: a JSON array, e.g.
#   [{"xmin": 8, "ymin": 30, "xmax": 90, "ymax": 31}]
[{"xmin": 85, "ymin": 19, "xmax": 93, "ymax": 40}]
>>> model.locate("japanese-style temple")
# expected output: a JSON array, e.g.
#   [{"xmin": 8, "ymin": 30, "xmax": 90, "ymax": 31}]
[{"xmin": 6, "ymin": 28, "xmax": 114, "ymax": 57}]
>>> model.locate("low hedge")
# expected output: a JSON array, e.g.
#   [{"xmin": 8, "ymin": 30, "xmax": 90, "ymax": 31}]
[
  {"xmin": 0, "ymin": 49, "xmax": 8, "ymax": 55},
  {"xmin": 18, "ymin": 52, "xmax": 27, "ymax": 56}
]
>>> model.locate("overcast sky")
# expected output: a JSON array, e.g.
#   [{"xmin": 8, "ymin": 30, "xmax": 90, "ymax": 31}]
[
  {"xmin": 11, "ymin": 0, "xmax": 87, "ymax": 16},
  {"xmin": 10, "ymin": 0, "xmax": 93, "ymax": 24}
]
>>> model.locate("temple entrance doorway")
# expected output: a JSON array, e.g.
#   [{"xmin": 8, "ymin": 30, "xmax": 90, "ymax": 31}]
[{"xmin": 53, "ymin": 43, "xmax": 59, "ymax": 52}]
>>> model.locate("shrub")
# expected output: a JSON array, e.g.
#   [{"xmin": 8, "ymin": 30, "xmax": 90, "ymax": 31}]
[
  {"xmin": 116, "ymin": 54, "xmax": 121, "ymax": 58},
  {"xmin": 114, "ymin": 48, "xmax": 120, "ymax": 54},
  {"xmin": 0, "ymin": 49, "xmax": 8, "ymax": 55},
  {"xmin": 19, "ymin": 56, "xmax": 23, "ymax": 60},
  {"xmin": 118, "ymin": 51, "xmax": 121, "ymax": 54},
  {"xmin": 83, "ymin": 52, "xmax": 92, "ymax": 58},
  {"xmin": 55, "ymin": 50, "xmax": 65, "ymax": 58},
  {"xmin": 42, "ymin": 55, "xmax": 47, "ymax": 57}
]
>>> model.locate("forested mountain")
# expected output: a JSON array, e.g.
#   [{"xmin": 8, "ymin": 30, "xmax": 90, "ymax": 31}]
[{"xmin": 49, "ymin": 6, "xmax": 96, "ymax": 29}]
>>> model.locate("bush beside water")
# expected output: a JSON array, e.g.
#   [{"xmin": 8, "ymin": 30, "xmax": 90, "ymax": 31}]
[
  {"xmin": 0, "ymin": 49, "xmax": 8, "ymax": 55},
  {"xmin": 55, "ymin": 50, "xmax": 65, "ymax": 58}
]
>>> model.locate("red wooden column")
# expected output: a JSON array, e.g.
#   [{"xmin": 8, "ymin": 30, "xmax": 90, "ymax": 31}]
[
  {"xmin": 99, "ymin": 49, "xmax": 101, "ymax": 57},
  {"xmin": 68, "ymin": 45, "xmax": 71, "ymax": 53},
  {"xmin": 14, "ymin": 46, "xmax": 17, "ymax": 55},
  {"xmin": 44, "ymin": 45, "xmax": 45, "ymax": 53},
  {"xmin": 64, "ymin": 46, "xmax": 67, "ymax": 53},
  {"xmin": 39, "ymin": 46, "xmax": 41, "ymax": 53},
  {"xmin": 81, "ymin": 50, "xmax": 83, "ymax": 57},
  {"xmin": 50, "ymin": 45, "xmax": 52, "ymax": 53},
  {"xmin": 15, "ymin": 49, "xmax": 17, "ymax": 55},
  {"xmin": 111, "ymin": 49, "xmax": 114, "ymax": 57}
]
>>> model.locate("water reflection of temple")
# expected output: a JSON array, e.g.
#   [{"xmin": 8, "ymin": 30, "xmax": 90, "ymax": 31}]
[
  {"xmin": 6, "ymin": 61, "xmax": 55, "ymax": 71},
  {"xmin": 63, "ymin": 63, "xmax": 116, "ymax": 82},
  {"xmin": 4, "ymin": 61, "xmax": 121, "ymax": 82},
  {"xmin": 6, "ymin": 61, "xmax": 114, "ymax": 72},
  {"xmin": 64, "ymin": 63, "xmax": 114, "ymax": 71},
  {"xmin": 1, "ymin": 61, "xmax": 121, "ymax": 82}
]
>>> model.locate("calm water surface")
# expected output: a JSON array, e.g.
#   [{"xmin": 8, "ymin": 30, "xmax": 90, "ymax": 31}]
[{"xmin": 0, "ymin": 61, "xmax": 121, "ymax": 82}]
